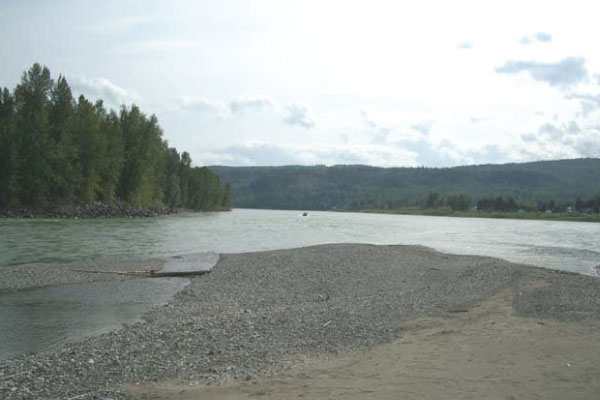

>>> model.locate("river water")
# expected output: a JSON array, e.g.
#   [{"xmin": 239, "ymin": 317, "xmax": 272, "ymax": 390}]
[
  {"xmin": 1, "ymin": 208, "xmax": 599, "ymax": 274},
  {"xmin": 1, "ymin": 209, "xmax": 599, "ymax": 360}
]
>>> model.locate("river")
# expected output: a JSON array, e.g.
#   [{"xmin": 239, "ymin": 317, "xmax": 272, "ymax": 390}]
[
  {"xmin": 1, "ymin": 209, "xmax": 599, "ymax": 360},
  {"xmin": 1, "ymin": 208, "xmax": 599, "ymax": 274}
]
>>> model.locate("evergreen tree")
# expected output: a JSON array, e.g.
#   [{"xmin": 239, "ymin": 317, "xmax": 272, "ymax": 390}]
[
  {"xmin": 164, "ymin": 148, "xmax": 182, "ymax": 207},
  {"xmin": 97, "ymin": 108, "xmax": 124, "ymax": 202},
  {"xmin": 221, "ymin": 183, "xmax": 232, "ymax": 208},
  {"xmin": 13, "ymin": 63, "xmax": 54, "ymax": 207},
  {"xmin": 179, "ymin": 151, "xmax": 192, "ymax": 206},
  {"xmin": 74, "ymin": 95, "xmax": 103, "ymax": 203},
  {"xmin": 48, "ymin": 75, "xmax": 77, "ymax": 203},
  {"xmin": 1, "ymin": 64, "xmax": 232, "ymax": 214},
  {"xmin": 0, "ymin": 88, "xmax": 19, "ymax": 207},
  {"xmin": 575, "ymin": 196, "xmax": 584, "ymax": 212}
]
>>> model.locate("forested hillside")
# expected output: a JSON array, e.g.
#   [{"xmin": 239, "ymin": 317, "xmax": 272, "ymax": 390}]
[
  {"xmin": 0, "ymin": 64, "xmax": 230, "ymax": 214},
  {"xmin": 211, "ymin": 159, "xmax": 600, "ymax": 211}
]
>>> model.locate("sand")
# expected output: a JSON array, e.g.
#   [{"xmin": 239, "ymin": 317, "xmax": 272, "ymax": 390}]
[
  {"xmin": 3, "ymin": 244, "xmax": 600, "ymax": 399},
  {"xmin": 127, "ymin": 281, "xmax": 600, "ymax": 400}
]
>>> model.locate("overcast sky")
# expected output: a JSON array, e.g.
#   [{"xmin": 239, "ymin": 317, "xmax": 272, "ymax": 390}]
[{"xmin": 2, "ymin": 0, "xmax": 600, "ymax": 167}]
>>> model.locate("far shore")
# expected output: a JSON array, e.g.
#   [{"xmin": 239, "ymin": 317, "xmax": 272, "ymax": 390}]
[
  {"xmin": 2, "ymin": 244, "xmax": 600, "ymax": 399},
  {"xmin": 361, "ymin": 207, "xmax": 600, "ymax": 223}
]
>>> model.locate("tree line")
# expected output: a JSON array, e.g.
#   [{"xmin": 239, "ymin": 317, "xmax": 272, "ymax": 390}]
[
  {"xmin": 211, "ymin": 160, "xmax": 600, "ymax": 211},
  {"xmin": 421, "ymin": 193, "xmax": 600, "ymax": 214},
  {"xmin": 0, "ymin": 63, "xmax": 230, "ymax": 212}
]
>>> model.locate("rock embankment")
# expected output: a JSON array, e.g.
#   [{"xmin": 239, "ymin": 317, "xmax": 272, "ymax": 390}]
[
  {"xmin": 0, "ymin": 201, "xmax": 175, "ymax": 219},
  {"xmin": 1, "ymin": 244, "xmax": 600, "ymax": 399}
]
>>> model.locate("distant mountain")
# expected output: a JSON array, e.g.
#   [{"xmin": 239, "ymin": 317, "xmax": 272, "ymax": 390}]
[{"xmin": 211, "ymin": 158, "xmax": 600, "ymax": 210}]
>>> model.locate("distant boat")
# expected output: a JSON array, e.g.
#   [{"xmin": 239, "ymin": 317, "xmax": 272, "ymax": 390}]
[{"xmin": 302, "ymin": 212, "xmax": 308, "ymax": 216}]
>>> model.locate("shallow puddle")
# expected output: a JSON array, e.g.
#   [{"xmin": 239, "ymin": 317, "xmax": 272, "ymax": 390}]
[{"xmin": 0, "ymin": 277, "xmax": 188, "ymax": 360}]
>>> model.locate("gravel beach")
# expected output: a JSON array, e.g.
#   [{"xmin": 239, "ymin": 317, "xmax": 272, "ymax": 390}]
[
  {"xmin": 0, "ymin": 258, "xmax": 166, "ymax": 294},
  {"xmin": 1, "ymin": 243, "xmax": 600, "ymax": 399}
]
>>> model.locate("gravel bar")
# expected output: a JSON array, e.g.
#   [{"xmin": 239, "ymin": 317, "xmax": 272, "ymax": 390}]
[
  {"xmin": 0, "ymin": 258, "xmax": 166, "ymax": 294},
  {"xmin": 1, "ymin": 243, "xmax": 600, "ymax": 399}
]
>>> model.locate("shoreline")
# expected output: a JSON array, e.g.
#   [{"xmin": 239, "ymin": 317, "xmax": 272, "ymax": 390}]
[
  {"xmin": 0, "ymin": 258, "xmax": 167, "ymax": 295},
  {"xmin": 130, "ymin": 288, "xmax": 600, "ymax": 400},
  {"xmin": 0, "ymin": 201, "xmax": 175, "ymax": 219},
  {"xmin": 0, "ymin": 203, "xmax": 232, "ymax": 219},
  {"xmin": 2, "ymin": 244, "xmax": 600, "ymax": 399},
  {"xmin": 0, "ymin": 242, "xmax": 587, "ymax": 295},
  {"xmin": 361, "ymin": 208, "xmax": 600, "ymax": 223}
]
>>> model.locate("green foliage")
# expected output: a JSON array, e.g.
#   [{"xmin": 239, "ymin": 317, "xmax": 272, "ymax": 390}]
[
  {"xmin": 164, "ymin": 148, "xmax": 183, "ymax": 208},
  {"xmin": 477, "ymin": 196, "xmax": 518, "ymax": 212},
  {"xmin": 0, "ymin": 87, "xmax": 19, "ymax": 207},
  {"xmin": 186, "ymin": 167, "xmax": 230, "ymax": 210},
  {"xmin": 48, "ymin": 75, "xmax": 78, "ymax": 203},
  {"xmin": 211, "ymin": 160, "xmax": 600, "ymax": 211},
  {"xmin": 118, "ymin": 106, "xmax": 166, "ymax": 206},
  {"xmin": 569, "ymin": 195, "xmax": 600, "ymax": 213},
  {"xmin": 14, "ymin": 63, "xmax": 54, "ymax": 207},
  {"xmin": 0, "ymin": 64, "xmax": 231, "ymax": 212},
  {"xmin": 446, "ymin": 194, "xmax": 471, "ymax": 211}
]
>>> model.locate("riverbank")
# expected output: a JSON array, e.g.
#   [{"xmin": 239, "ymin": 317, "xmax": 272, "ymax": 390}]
[
  {"xmin": 0, "ymin": 201, "xmax": 176, "ymax": 219},
  {"xmin": 362, "ymin": 208, "xmax": 600, "ymax": 223},
  {"xmin": 0, "ymin": 203, "xmax": 233, "ymax": 219},
  {"xmin": 132, "ymin": 289, "xmax": 600, "ymax": 400},
  {"xmin": 2, "ymin": 244, "xmax": 600, "ymax": 399},
  {"xmin": 0, "ymin": 258, "xmax": 166, "ymax": 294}
]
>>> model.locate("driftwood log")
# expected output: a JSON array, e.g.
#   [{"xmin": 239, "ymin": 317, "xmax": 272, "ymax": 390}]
[{"xmin": 69, "ymin": 269, "xmax": 210, "ymax": 278}]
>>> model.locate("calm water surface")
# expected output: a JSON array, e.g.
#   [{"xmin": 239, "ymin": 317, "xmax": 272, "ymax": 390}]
[
  {"xmin": 0, "ymin": 278, "xmax": 188, "ymax": 360},
  {"xmin": 1, "ymin": 208, "xmax": 599, "ymax": 274},
  {"xmin": 1, "ymin": 209, "xmax": 599, "ymax": 359}
]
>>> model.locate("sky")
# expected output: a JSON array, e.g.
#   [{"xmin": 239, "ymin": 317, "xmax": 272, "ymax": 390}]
[{"xmin": 2, "ymin": 0, "xmax": 600, "ymax": 167}]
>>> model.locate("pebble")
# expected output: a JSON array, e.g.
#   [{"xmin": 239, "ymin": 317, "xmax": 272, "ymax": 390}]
[{"xmin": 1, "ymin": 243, "xmax": 599, "ymax": 399}]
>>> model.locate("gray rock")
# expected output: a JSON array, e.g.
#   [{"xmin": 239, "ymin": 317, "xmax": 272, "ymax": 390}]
[{"xmin": 1, "ymin": 244, "xmax": 599, "ymax": 399}]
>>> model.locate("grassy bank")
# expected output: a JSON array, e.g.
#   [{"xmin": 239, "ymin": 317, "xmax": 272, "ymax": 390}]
[{"xmin": 362, "ymin": 207, "xmax": 600, "ymax": 223}]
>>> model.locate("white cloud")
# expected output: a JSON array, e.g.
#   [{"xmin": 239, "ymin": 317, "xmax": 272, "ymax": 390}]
[
  {"xmin": 282, "ymin": 103, "xmax": 316, "ymax": 129},
  {"xmin": 199, "ymin": 141, "xmax": 418, "ymax": 167},
  {"xmin": 519, "ymin": 32, "xmax": 552, "ymax": 44},
  {"xmin": 495, "ymin": 57, "xmax": 588, "ymax": 88},
  {"xmin": 71, "ymin": 76, "xmax": 140, "ymax": 106},
  {"xmin": 175, "ymin": 94, "xmax": 316, "ymax": 129},
  {"xmin": 567, "ymin": 92, "xmax": 600, "ymax": 116},
  {"xmin": 194, "ymin": 109, "xmax": 600, "ymax": 168},
  {"xmin": 517, "ymin": 120, "xmax": 600, "ymax": 159},
  {"xmin": 86, "ymin": 15, "xmax": 155, "ymax": 35},
  {"xmin": 360, "ymin": 109, "xmax": 378, "ymax": 129},
  {"xmin": 521, "ymin": 133, "xmax": 537, "ymax": 142},
  {"xmin": 534, "ymin": 32, "xmax": 552, "ymax": 42},
  {"xmin": 411, "ymin": 121, "xmax": 434, "ymax": 135},
  {"xmin": 228, "ymin": 95, "xmax": 278, "ymax": 115},
  {"xmin": 176, "ymin": 96, "xmax": 228, "ymax": 115},
  {"xmin": 357, "ymin": 106, "xmax": 600, "ymax": 166},
  {"xmin": 200, "ymin": 138, "xmax": 531, "ymax": 168},
  {"xmin": 125, "ymin": 39, "xmax": 201, "ymax": 53},
  {"xmin": 466, "ymin": 144, "xmax": 513, "ymax": 165},
  {"xmin": 359, "ymin": 108, "xmax": 468, "ymax": 166},
  {"xmin": 359, "ymin": 109, "xmax": 395, "ymax": 144},
  {"xmin": 457, "ymin": 41, "xmax": 473, "ymax": 49},
  {"xmin": 359, "ymin": 108, "xmax": 432, "ymax": 144},
  {"xmin": 14, "ymin": 1, "xmax": 600, "ymax": 168}
]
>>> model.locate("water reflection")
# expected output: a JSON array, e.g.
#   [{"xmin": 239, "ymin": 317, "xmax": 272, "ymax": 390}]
[
  {"xmin": 1, "ymin": 209, "xmax": 599, "ymax": 274},
  {"xmin": 1, "ymin": 210, "xmax": 599, "ymax": 359},
  {"xmin": 162, "ymin": 252, "xmax": 219, "ymax": 272},
  {"xmin": 0, "ymin": 278, "xmax": 188, "ymax": 360}
]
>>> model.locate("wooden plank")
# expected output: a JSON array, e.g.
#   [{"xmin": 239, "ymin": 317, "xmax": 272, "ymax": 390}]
[{"xmin": 70, "ymin": 269, "xmax": 210, "ymax": 278}]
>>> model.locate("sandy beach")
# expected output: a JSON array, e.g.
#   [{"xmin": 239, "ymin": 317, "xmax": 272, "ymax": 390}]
[
  {"xmin": 2, "ymin": 244, "xmax": 600, "ymax": 399},
  {"xmin": 130, "ymin": 287, "xmax": 600, "ymax": 400}
]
